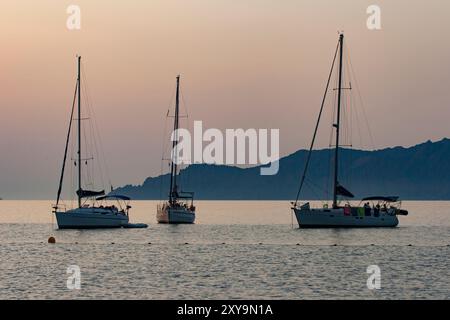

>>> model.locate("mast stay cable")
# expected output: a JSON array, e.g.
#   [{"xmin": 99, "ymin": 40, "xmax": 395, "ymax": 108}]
[
  {"xmin": 55, "ymin": 83, "xmax": 78, "ymax": 207},
  {"xmin": 294, "ymin": 40, "xmax": 340, "ymax": 206}
]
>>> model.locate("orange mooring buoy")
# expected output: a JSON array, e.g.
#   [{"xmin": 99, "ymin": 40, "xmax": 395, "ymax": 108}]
[{"xmin": 48, "ymin": 236, "xmax": 56, "ymax": 244}]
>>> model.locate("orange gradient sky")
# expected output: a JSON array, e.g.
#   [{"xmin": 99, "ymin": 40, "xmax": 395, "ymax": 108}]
[{"xmin": 1, "ymin": 0, "xmax": 449, "ymax": 198}]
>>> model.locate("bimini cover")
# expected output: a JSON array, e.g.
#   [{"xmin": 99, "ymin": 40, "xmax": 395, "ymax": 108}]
[{"xmin": 362, "ymin": 196, "xmax": 399, "ymax": 202}]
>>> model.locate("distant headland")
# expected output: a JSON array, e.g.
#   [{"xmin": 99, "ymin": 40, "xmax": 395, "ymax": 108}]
[{"xmin": 112, "ymin": 138, "xmax": 450, "ymax": 200}]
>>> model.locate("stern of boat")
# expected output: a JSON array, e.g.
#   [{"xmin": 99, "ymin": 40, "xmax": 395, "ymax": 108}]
[{"xmin": 157, "ymin": 203, "xmax": 195, "ymax": 224}]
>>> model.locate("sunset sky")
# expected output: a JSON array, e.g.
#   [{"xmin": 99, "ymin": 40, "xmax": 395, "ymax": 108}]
[{"xmin": 1, "ymin": 0, "xmax": 449, "ymax": 199}]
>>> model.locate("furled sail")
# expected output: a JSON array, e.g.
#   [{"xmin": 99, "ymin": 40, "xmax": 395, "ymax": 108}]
[
  {"xmin": 336, "ymin": 183, "xmax": 354, "ymax": 198},
  {"xmin": 76, "ymin": 189, "xmax": 105, "ymax": 198}
]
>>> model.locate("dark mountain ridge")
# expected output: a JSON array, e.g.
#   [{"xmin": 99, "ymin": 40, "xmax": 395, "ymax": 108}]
[{"xmin": 112, "ymin": 138, "xmax": 450, "ymax": 200}]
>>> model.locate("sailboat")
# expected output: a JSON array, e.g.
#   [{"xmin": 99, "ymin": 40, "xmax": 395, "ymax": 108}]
[
  {"xmin": 53, "ymin": 56, "xmax": 131, "ymax": 229},
  {"xmin": 291, "ymin": 34, "xmax": 408, "ymax": 228},
  {"xmin": 156, "ymin": 75, "xmax": 196, "ymax": 224}
]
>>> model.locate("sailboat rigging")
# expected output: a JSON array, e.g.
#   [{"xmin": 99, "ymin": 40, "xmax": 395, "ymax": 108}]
[
  {"xmin": 53, "ymin": 56, "xmax": 132, "ymax": 229},
  {"xmin": 157, "ymin": 75, "xmax": 196, "ymax": 224},
  {"xmin": 291, "ymin": 33, "xmax": 408, "ymax": 228}
]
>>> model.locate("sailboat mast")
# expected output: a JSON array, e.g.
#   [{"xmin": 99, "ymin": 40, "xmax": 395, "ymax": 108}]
[
  {"xmin": 333, "ymin": 34, "xmax": 344, "ymax": 208},
  {"xmin": 77, "ymin": 56, "xmax": 82, "ymax": 208},
  {"xmin": 169, "ymin": 75, "xmax": 180, "ymax": 204}
]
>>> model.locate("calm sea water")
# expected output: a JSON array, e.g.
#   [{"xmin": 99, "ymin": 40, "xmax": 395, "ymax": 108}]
[{"xmin": 0, "ymin": 200, "xmax": 449, "ymax": 299}]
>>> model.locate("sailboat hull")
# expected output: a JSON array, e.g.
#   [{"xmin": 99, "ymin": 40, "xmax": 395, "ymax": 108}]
[
  {"xmin": 55, "ymin": 208, "xmax": 129, "ymax": 229},
  {"xmin": 293, "ymin": 207, "xmax": 399, "ymax": 228},
  {"xmin": 157, "ymin": 206, "xmax": 195, "ymax": 224}
]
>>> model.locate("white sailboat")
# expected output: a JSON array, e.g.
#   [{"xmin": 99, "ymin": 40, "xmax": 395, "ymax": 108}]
[
  {"xmin": 291, "ymin": 34, "xmax": 408, "ymax": 228},
  {"xmin": 157, "ymin": 75, "xmax": 196, "ymax": 224},
  {"xmin": 53, "ymin": 57, "xmax": 131, "ymax": 229}
]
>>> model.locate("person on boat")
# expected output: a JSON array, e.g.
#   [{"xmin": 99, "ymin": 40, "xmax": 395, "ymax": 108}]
[
  {"xmin": 344, "ymin": 203, "xmax": 351, "ymax": 216},
  {"xmin": 363, "ymin": 202, "xmax": 371, "ymax": 216},
  {"xmin": 373, "ymin": 203, "xmax": 380, "ymax": 216}
]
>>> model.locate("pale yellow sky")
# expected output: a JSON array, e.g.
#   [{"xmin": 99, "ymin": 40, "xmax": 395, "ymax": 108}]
[{"xmin": 1, "ymin": 0, "xmax": 449, "ymax": 198}]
